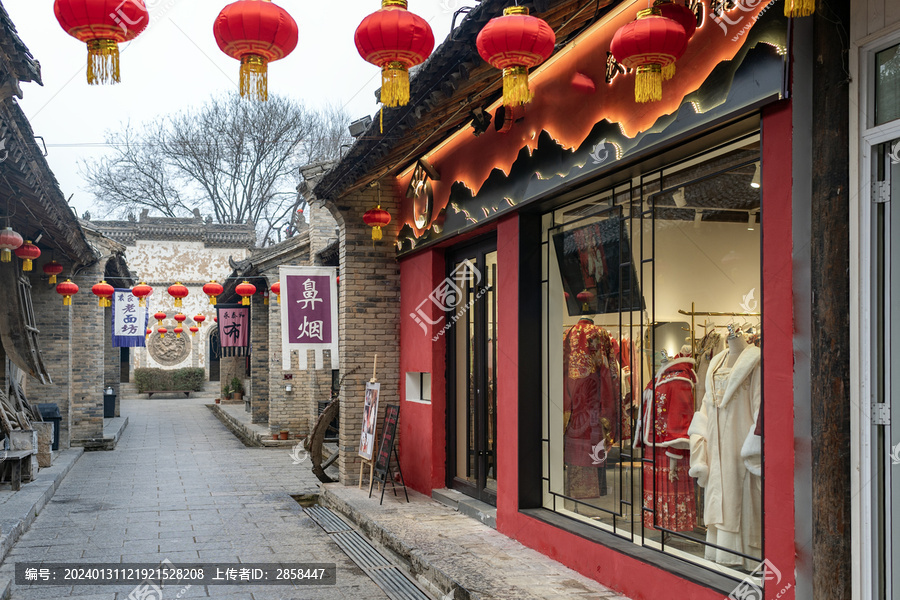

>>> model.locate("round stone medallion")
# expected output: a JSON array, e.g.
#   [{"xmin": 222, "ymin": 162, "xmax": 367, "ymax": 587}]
[{"xmin": 147, "ymin": 332, "xmax": 192, "ymax": 366}]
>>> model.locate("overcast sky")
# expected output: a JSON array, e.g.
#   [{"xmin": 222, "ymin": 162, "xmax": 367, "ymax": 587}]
[{"xmin": 5, "ymin": 1, "xmax": 465, "ymax": 218}]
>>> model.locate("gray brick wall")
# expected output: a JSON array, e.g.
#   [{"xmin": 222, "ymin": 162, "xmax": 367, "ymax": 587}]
[
  {"xmin": 249, "ymin": 293, "xmax": 269, "ymax": 424},
  {"xmin": 69, "ymin": 261, "xmax": 106, "ymax": 446},
  {"xmin": 103, "ymin": 305, "xmax": 121, "ymax": 417}
]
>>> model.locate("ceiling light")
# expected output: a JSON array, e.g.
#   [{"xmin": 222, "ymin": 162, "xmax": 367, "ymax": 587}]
[
  {"xmin": 673, "ymin": 187, "xmax": 686, "ymax": 208},
  {"xmin": 750, "ymin": 163, "xmax": 761, "ymax": 189}
]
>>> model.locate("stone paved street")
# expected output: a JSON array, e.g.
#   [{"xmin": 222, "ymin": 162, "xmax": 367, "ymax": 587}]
[{"xmin": 0, "ymin": 396, "xmax": 386, "ymax": 600}]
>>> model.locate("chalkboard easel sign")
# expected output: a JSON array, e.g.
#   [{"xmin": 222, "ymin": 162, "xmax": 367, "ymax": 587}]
[{"xmin": 369, "ymin": 404, "xmax": 409, "ymax": 505}]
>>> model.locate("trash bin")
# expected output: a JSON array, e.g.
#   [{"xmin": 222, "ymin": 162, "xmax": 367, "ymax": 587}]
[
  {"xmin": 36, "ymin": 403, "xmax": 61, "ymax": 451},
  {"xmin": 103, "ymin": 391, "xmax": 116, "ymax": 418}
]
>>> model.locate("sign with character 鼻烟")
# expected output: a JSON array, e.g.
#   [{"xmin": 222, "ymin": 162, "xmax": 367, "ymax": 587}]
[{"xmin": 279, "ymin": 266, "xmax": 339, "ymax": 370}]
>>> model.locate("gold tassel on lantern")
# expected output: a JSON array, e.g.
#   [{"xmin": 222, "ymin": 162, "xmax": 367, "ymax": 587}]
[
  {"xmin": 372, "ymin": 226, "xmax": 383, "ymax": 242},
  {"xmin": 240, "ymin": 55, "xmax": 268, "ymax": 102},
  {"xmin": 175, "ymin": 298, "xmax": 182, "ymax": 308},
  {"xmin": 502, "ymin": 66, "xmax": 533, "ymax": 107},
  {"xmin": 381, "ymin": 62, "xmax": 410, "ymax": 108},
  {"xmin": 635, "ymin": 64, "xmax": 663, "ymax": 103},
  {"xmin": 87, "ymin": 39, "xmax": 121, "ymax": 85},
  {"xmin": 785, "ymin": 0, "xmax": 815, "ymax": 18},
  {"xmin": 242, "ymin": 296, "xmax": 250, "ymax": 306},
  {"xmin": 662, "ymin": 63, "xmax": 676, "ymax": 81}
]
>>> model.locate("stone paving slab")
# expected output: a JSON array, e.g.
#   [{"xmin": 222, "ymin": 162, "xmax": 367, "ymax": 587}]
[
  {"xmin": 321, "ymin": 484, "xmax": 633, "ymax": 600},
  {"xmin": 0, "ymin": 396, "xmax": 387, "ymax": 600}
]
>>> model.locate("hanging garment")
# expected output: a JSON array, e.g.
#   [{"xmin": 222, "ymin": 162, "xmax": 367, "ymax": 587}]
[
  {"xmin": 563, "ymin": 319, "xmax": 621, "ymax": 498},
  {"xmin": 694, "ymin": 331, "xmax": 722, "ymax": 411},
  {"xmin": 634, "ymin": 358, "xmax": 698, "ymax": 531},
  {"xmin": 688, "ymin": 346, "xmax": 762, "ymax": 568}
]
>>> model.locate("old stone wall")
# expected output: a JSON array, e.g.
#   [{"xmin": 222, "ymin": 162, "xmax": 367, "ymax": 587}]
[
  {"xmin": 69, "ymin": 260, "xmax": 107, "ymax": 447},
  {"xmin": 103, "ymin": 306, "xmax": 120, "ymax": 416},
  {"xmin": 249, "ymin": 294, "xmax": 269, "ymax": 424}
]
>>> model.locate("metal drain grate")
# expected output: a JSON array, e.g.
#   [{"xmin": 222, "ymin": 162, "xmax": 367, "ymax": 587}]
[{"xmin": 305, "ymin": 505, "xmax": 432, "ymax": 600}]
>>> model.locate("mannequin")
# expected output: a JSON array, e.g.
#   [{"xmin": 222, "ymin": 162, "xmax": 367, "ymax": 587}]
[{"xmin": 687, "ymin": 327, "xmax": 762, "ymax": 568}]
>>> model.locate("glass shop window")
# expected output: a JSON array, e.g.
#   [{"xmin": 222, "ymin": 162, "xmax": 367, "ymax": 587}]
[
  {"xmin": 876, "ymin": 42, "xmax": 900, "ymax": 126},
  {"xmin": 541, "ymin": 135, "xmax": 764, "ymax": 581}
]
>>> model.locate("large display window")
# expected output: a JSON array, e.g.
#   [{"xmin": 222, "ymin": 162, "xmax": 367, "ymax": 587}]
[{"xmin": 541, "ymin": 133, "xmax": 764, "ymax": 581}]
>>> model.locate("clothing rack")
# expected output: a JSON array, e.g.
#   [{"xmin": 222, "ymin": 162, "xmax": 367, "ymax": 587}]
[{"xmin": 677, "ymin": 303, "xmax": 761, "ymax": 361}]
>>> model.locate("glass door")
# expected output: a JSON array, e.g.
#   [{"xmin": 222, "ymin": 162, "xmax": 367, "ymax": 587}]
[
  {"xmin": 447, "ymin": 237, "xmax": 498, "ymax": 505},
  {"xmin": 873, "ymin": 137, "xmax": 900, "ymax": 599}
]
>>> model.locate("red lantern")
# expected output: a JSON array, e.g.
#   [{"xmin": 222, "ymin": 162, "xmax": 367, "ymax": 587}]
[
  {"xmin": 355, "ymin": 0, "xmax": 435, "ymax": 108},
  {"xmin": 56, "ymin": 279, "xmax": 79, "ymax": 306},
  {"xmin": 158, "ymin": 327, "xmax": 167, "ymax": 339},
  {"xmin": 476, "ymin": 6, "xmax": 555, "ymax": 107},
  {"xmin": 14, "ymin": 241, "xmax": 41, "ymax": 272},
  {"xmin": 194, "ymin": 314, "xmax": 206, "ymax": 327},
  {"xmin": 154, "ymin": 312, "xmax": 167, "ymax": 327},
  {"xmin": 214, "ymin": 316, "xmax": 218, "ymax": 323},
  {"xmin": 213, "ymin": 0, "xmax": 299, "ymax": 102},
  {"xmin": 132, "ymin": 282, "xmax": 153, "ymax": 307},
  {"xmin": 92, "ymin": 280, "xmax": 114, "ymax": 307},
  {"xmin": 653, "ymin": 0, "xmax": 695, "ymax": 80},
  {"xmin": 174, "ymin": 326, "xmax": 184, "ymax": 339},
  {"xmin": 43, "ymin": 260, "xmax": 64, "ymax": 284},
  {"xmin": 167, "ymin": 282, "xmax": 188, "ymax": 308},
  {"xmin": 189, "ymin": 325, "xmax": 199, "ymax": 337},
  {"xmin": 0, "ymin": 227, "xmax": 23, "ymax": 262},
  {"xmin": 610, "ymin": 8, "xmax": 687, "ymax": 103},
  {"xmin": 53, "ymin": 0, "xmax": 150, "ymax": 85},
  {"xmin": 235, "ymin": 280, "xmax": 256, "ymax": 306},
  {"xmin": 363, "ymin": 205, "xmax": 391, "ymax": 242},
  {"xmin": 271, "ymin": 281, "xmax": 281, "ymax": 304},
  {"xmin": 203, "ymin": 280, "xmax": 224, "ymax": 306},
  {"xmin": 576, "ymin": 289, "xmax": 595, "ymax": 312},
  {"xmin": 146, "ymin": 327, "xmax": 152, "ymax": 337}
]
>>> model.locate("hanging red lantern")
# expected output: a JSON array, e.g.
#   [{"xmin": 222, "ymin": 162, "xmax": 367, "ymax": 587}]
[
  {"xmin": 355, "ymin": 0, "xmax": 435, "ymax": 108},
  {"xmin": 363, "ymin": 205, "xmax": 391, "ymax": 242},
  {"xmin": 56, "ymin": 279, "xmax": 79, "ymax": 306},
  {"xmin": 132, "ymin": 282, "xmax": 153, "ymax": 307},
  {"xmin": 146, "ymin": 327, "xmax": 152, "ymax": 338},
  {"xmin": 0, "ymin": 227, "xmax": 23, "ymax": 262},
  {"xmin": 154, "ymin": 312, "xmax": 167, "ymax": 327},
  {"xmin": 213, "ymin": 0, "xmax": 299, "ymax": 102},
  {"xmin": 53, "ymin": 0, "xmax": 150, "ymax": 85},
  {"xmin": 214, "ymin": 316, "xmax": 218, "ymax": 323},
  {"xmin": 235, "ymin": 280, "xmax": 257, "ymax": 306},
  {"xmin": 43, "ymin": 260, "xmax": 64, "ymax": 284},
  {"xmin": 476, "ymin": 6, "xmax": 556, "ymax": 107},
  {"xmin": 14, "ymin": 241, "xmax": 41, "ymax": 272},
  {"xmin": 785, "ymin": 0, "xmax": 814, "ymax": 18},
  {"xmin": 167, "ymin": 282, "xmax": 188, "ymax": 307},
  {"xmin": 271, "ymin": 281, "xmax": 281, "ymax": 304},
  {"xmin": 194, "ymin": 314, "xmax": 206, "ymax": 327},
  {"xmin": 653, "ymin": 0, "xmax": 695, "ymax": 80},
  {"xmin": 158, "ymin": 327, "xmax": 168, "ymax": 339},
  {"xmin": 174, "ymin": 326, "xmax": 183, "ymax": 339},
  {"xmin": 203, "ymin": 280, "xmax": 224, "ymax": 306},
  {"xmin": 610, "ymin": 8, "xmax": 687, "ymax": 103},
  {"xmin": 174, "ymin": 314, "xmax": 187, "ymax": 332},
  {"xmin": 576, "ymin": 289, "xmax": 595, "ymax": 312},
  {"xmin": 92, "ymin": 280, "xmax": 115, "ymax": 307},
  {"xmin": 189, "ymin": 325, "xmax": 199, "ymax": 337}
]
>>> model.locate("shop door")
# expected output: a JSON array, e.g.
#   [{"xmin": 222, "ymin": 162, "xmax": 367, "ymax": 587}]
[
  {"xmin": 447, "ymin": 238, "xmax": 498, "ymax": 505},
  {"xmin": 873, "ymin": 137, "xmax": 900, "ymax": 599},
  {"xmin": 120, "ymin": 347, "xmax": 129, "ymax": 382}
]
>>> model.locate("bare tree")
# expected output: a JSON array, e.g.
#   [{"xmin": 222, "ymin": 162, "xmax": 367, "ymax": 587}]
[{"xmin": 82, "ymin": 93, "xmax": 351, "ymax": 245}]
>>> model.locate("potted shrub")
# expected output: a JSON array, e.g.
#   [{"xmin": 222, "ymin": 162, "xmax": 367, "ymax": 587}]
[
  {"xmin": 230, "ymin": 377, "xmax": 244, "ymax": 402},
  {"xmin": 223, "ymin": 382, "xmax": 232, "ymax": 401}
]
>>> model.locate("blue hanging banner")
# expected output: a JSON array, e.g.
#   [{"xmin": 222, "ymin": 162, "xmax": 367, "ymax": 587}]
[{"xmin": 112, "ymin": 288, "xmax": 149, "ymax": 348}]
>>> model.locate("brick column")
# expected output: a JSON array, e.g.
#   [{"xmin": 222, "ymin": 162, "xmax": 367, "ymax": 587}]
[
  {"xmin": 30, "ymin": 264, "xmax": 74, "ymax": 448},
  {"xmin": 70, "ymin": 263, "xmax": 106, "ymax": 447},
  {"xmin": 250, "ymin": 292, "xmax": 269, "ymax": 424},
  {"xmin": 103, "ymin": 306, "xmax": 121, "ymax": 416},
  {"xmin": 324, "ymin": 184, "xmax": 401, "ymax": 485}
]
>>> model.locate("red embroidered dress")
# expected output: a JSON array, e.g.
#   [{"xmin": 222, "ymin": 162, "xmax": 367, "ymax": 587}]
[{"xmin": 635, "ymin": 357, "xmax": 697, "ymax": 531}]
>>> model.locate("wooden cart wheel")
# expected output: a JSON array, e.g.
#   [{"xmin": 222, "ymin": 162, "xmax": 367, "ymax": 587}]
[{"xmin": 306, "ymin": 398, "xmax": 339, "ymax": 484}]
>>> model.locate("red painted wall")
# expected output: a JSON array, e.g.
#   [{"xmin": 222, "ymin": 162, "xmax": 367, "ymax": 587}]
[
  {"xmin": 398, "ymin": 248, "xmax": 447, "ymax": 493},
  {"xmin": 487, "ymin": 104, "xmax": 797, "ymax": 600}
]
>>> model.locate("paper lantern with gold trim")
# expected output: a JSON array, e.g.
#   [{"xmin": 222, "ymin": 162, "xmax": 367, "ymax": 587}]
[
  {"xmin": 193, "ymin": 314, "xmax": 206, "ymax": 327},
  {"xmin": 363, "ymin": 205, "xmax": 391, "ymax": 242},
  {"xmin": 189, "ymin": 326, "xmax": 199, "ymax": 337},
  {"xmin": 14, "ymin": 241, "xmax": 40, "ymax": 272},
  {"xmin": 236, "ymin": 280, "xmax": 257, "ymax": 306},
  {"xmin": 271, "ymin": 281, "xmax": 281, "ymax": 304},
  {"xmin": 355, "ymin": 0, "xmax": 435, "ymax": 108},
  {"xmin": 132, "ymin": 282, "xmax": 153, "ymax": 307},
  {"xmin": 167, "ymin": 282, "xmax": 188, "ymax": 307},
  {"xmin": 56, "ymin": 279, "xmax": 79, "ymax": 306},
  {"xmin": 43, "ymin": 260, "xmax": 64, "ymax": 284},
  {"xmin": 154, "ymin": 312, "xmax": 167, "ymax": 327},
  {"xmin": 610, "ymin": 8, "xmax": 687, "ymax": 103},
  {"xmin": 92, "ymin": 280, "xmax": 114, "ymax": 307},
  {"xmin": 213, "ymin": 0, "xmax": 299, "ymax": 101},
  {"xmin": 53, "ymin": 0, "xmax": 150, "ymax": 84},
  {"xmin": 203, "ymin": 280, "xmax": 224, "ymax": 306},
  {"xmin": 0, "ymin": 227, "xmax": 23, "ymax": 263},
  {"xmin": 653, "ymin": 0, "xmax": 695, "ymax": 80},
  {"xmin": 476, "ymin": 6, "xmax": 555, "ymax": 107}
]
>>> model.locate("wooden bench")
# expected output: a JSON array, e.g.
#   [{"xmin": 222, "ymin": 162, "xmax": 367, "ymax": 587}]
[
  {"xmin": 145, "ymin": 390, "xmax": 192, "ymax": 398},
  {"xmin": 0, "ymin": 449, "xmax": 36, "ymax": 491}
]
